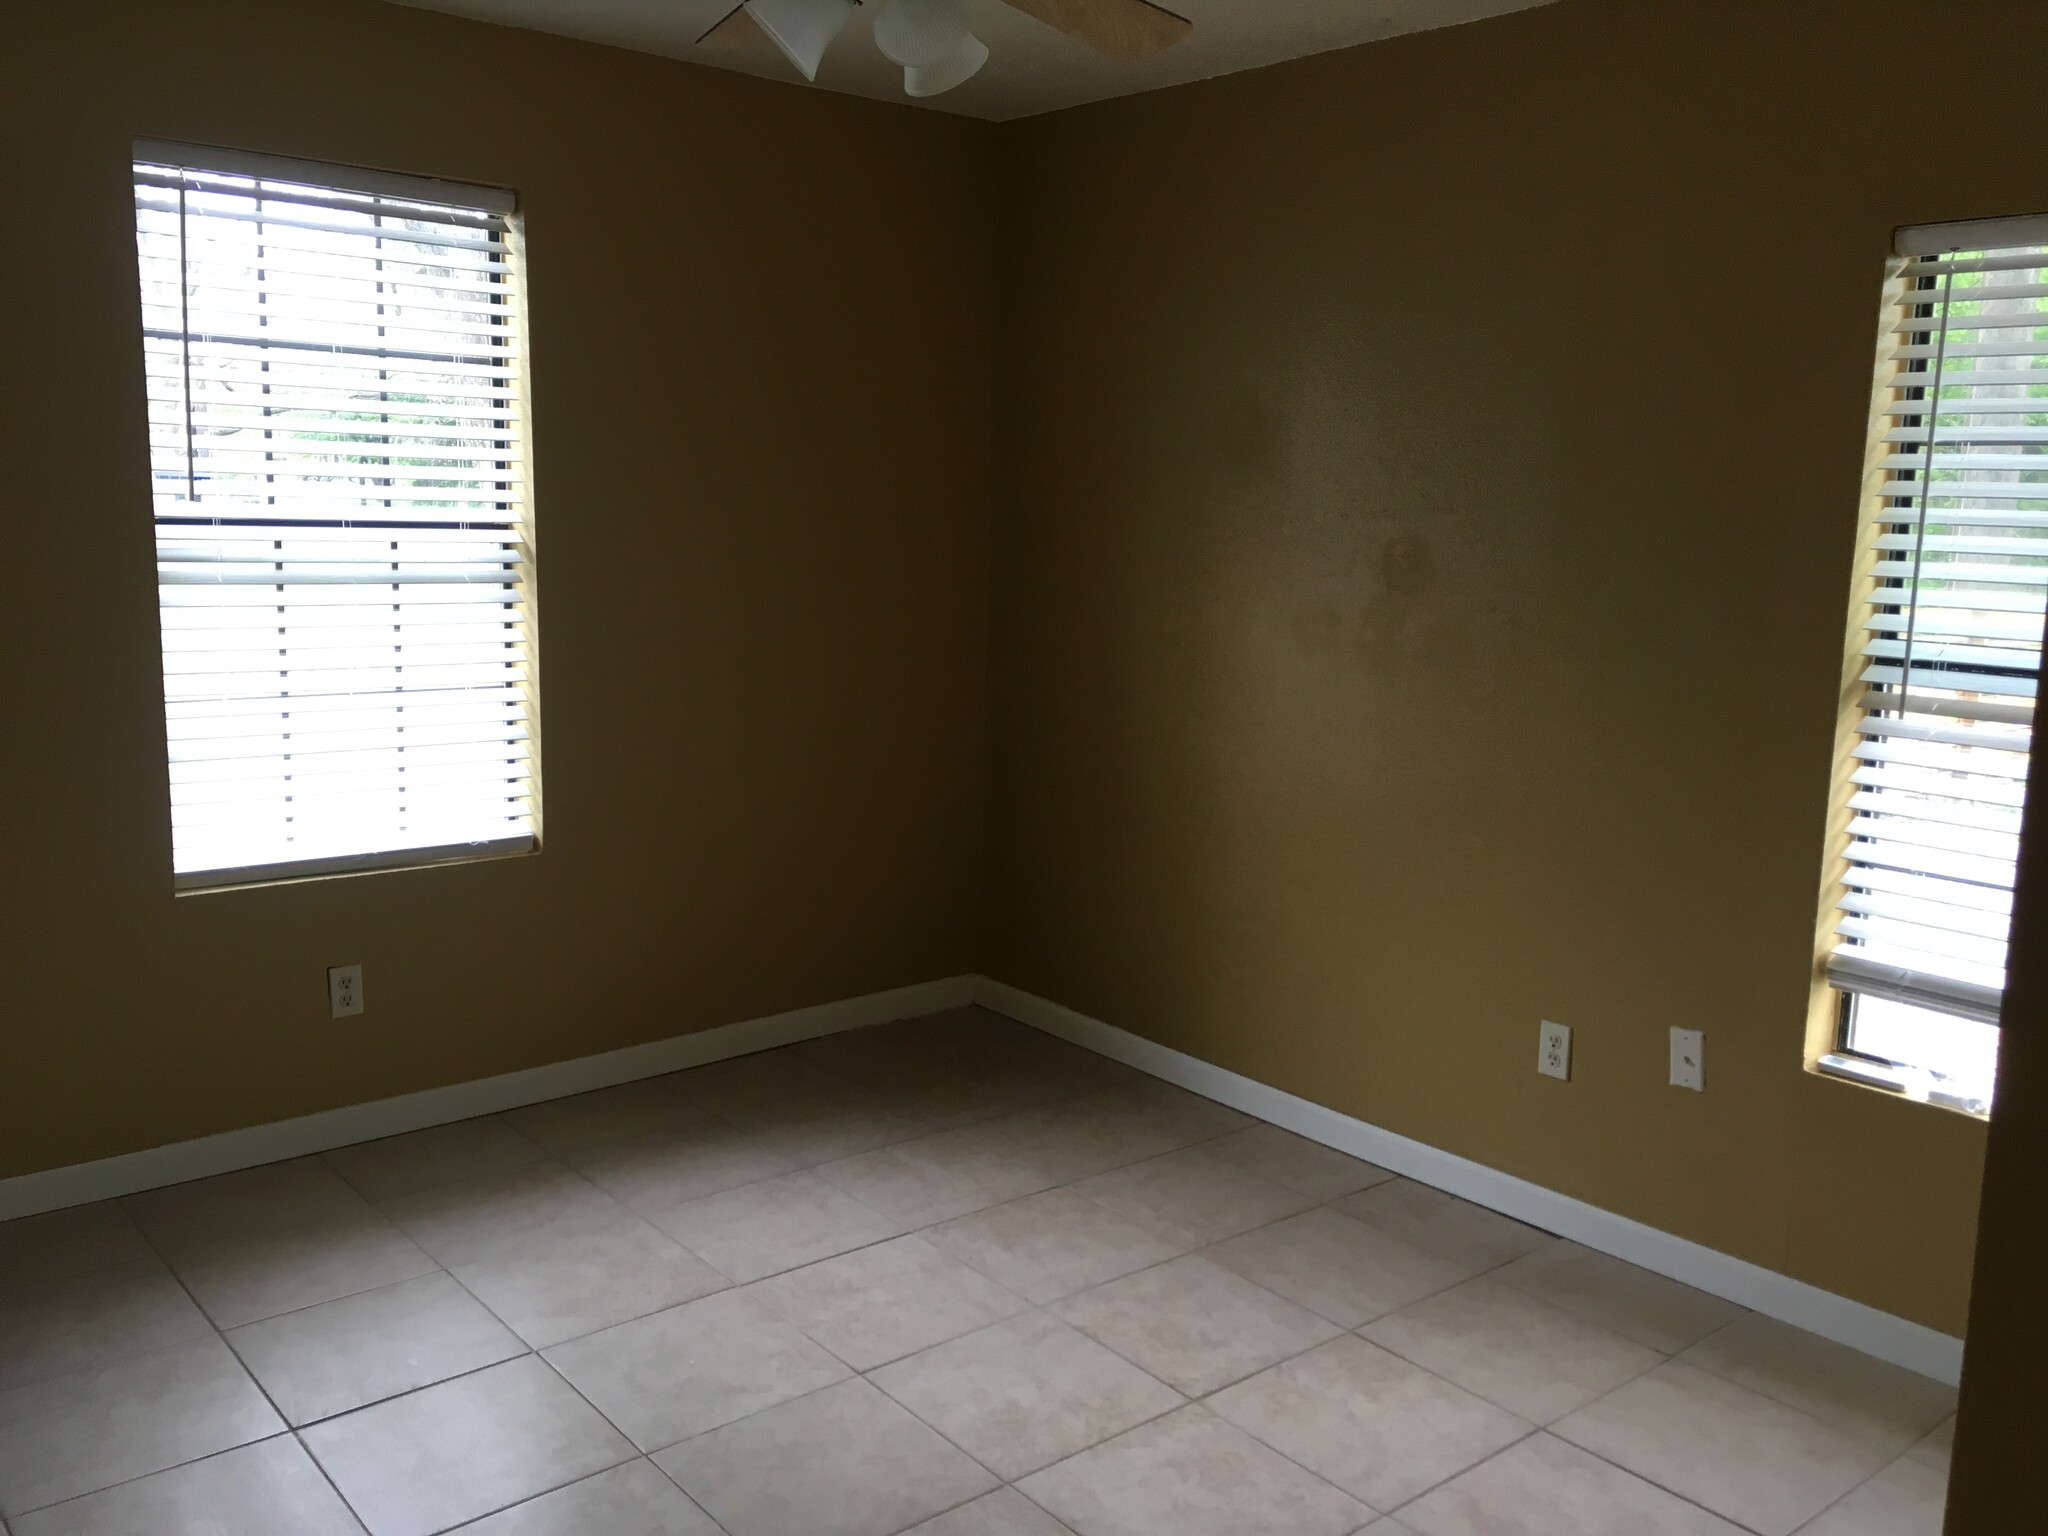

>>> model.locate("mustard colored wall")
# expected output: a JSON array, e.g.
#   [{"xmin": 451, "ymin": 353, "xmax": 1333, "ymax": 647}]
[
  {"xmin": 0, "ymin": 0, "xmax": 2026, "ymax": 1349},
  {"xmin": 0, "ymin": 0, "xmax": 995, "ymax": 1179},
  {"xmin": 986, "ymin": 0, "xmax": 2047, "ymax": 1335}
]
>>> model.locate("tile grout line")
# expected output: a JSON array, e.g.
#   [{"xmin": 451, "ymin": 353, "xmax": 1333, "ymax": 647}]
[
  {"xmin": 1, "ymin": 1032, "xmax": 1264, "ymax": 1525},
  {"xmin": 290, "ymin": 1427, "xmax": 376, "ymax": 1536},
  {"xmin": 5, "ymin": 1014, "xmax": 1939, "ymax": 1535}
]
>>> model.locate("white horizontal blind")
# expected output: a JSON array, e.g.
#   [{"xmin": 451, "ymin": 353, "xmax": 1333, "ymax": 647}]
[
  {"xmin": 1828, "ymin": 219, "xmax": 2048, "ymax": 1024},
  {"xmin": 132, "ymin": 147, "xmax": 537, "ymax": 889}
]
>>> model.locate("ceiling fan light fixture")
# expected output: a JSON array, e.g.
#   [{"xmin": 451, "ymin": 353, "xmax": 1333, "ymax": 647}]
[
  {"xmin": 741, "ymin": 0, "xmax": 856, "ymax": 80},
  {"xmin": 902, "ymin": 30, "xmax": 988, "ymax": 96},
  {"xmin": 874, "ymin": 0, "xmax": 972, "ymax": 68}
]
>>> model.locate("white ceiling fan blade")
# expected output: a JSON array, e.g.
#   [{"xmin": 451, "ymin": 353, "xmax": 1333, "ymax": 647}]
[
  {"xmin": 696, "ymin": 4, "xmax": 769, "ymax": 49},
  {"xmin": 742, "ymin": 0, "xmax": 856, "ymax": 81},
  {"xmin": 998, "ymin": 0, "xmax": 1191, "ymax": 60},
  {"xmin": 903, "ymin": 31, "xmax": 988, "ymax": 96}
]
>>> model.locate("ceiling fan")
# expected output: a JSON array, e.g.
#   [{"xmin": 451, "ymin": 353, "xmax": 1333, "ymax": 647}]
[{"xmin": 699, "ymin": 0, "xmax": 1193, "ymax": 99}]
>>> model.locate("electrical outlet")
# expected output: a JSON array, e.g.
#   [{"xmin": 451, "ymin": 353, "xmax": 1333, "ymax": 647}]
[
  {"xmin": 1670, "ymin": 1027, "xmax": 1703, "ymax": 1091},
  {"xmin": 328, "ymin": 964, "xmax": 364, "ymax": 1019},
  {"xmin": 1538, "ymin": 1020, "xmax": 1572, "ymax": 1081}
]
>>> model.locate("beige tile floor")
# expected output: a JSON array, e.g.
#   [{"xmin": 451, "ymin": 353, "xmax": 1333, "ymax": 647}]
[{"xmin": 0, "ymin": 1007, "xmax": 1956, "ymax": 1536}]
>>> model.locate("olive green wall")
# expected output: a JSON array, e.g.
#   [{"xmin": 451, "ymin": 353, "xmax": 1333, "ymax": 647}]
[
  {"xmin": 986, "ymin": 0, "xmax": 2046, "ymax": 1335},
  {"xmin": 0, "ymin": 0, "xmax": 995, "ymax": 1179}
]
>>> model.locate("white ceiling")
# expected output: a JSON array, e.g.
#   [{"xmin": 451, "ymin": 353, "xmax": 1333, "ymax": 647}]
[{"xmin": 382, "ymin": 0, "xmax": 1560, "ymax": 121}]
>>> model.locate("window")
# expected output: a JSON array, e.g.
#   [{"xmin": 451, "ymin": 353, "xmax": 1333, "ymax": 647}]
[
  {"xmin": 132, "ymin": 143, "xmax": 537, "ymax": 890},
  {"xmin": 1819, "ymin": 211, "xmax": 2048, "ymax": 1114}
]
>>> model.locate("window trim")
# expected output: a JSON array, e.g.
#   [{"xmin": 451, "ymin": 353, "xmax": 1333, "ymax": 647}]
[
  {"xmin": 134, "ymin": 139, "xmax": 515, "ymax": 217},
  {"xmin": 1810, "ymin": 209, "xmax": 2048, "ymax": 1111},
  {"xmin": 134, "ymin": 141, "xmax": 541, "ymax": 892}
]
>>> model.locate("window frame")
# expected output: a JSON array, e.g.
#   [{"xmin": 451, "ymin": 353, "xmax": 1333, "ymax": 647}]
[
  {"xmin": 132, "ymin": 141, "xmax": 541, "ymax": 893},
  {"xmin": 1811, "ymin": 210, "xmax": 2048, "ymax": 1115}
]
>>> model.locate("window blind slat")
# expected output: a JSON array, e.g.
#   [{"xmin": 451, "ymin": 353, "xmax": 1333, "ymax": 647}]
[
  {"xmin": 1851, "ymin": 764, "xmax": 2029, "ymax": 808},
  {"xmin": 1852, "ymin": 737, "xmax": 2032, "ymax": 781}
]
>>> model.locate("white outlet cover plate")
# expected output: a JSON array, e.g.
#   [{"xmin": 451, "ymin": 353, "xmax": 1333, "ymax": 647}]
[
  {"xmin": 328, "ymin": 964, "xmax": 365, "ymax": 1019},
  {"xmin": 1670, "ymin": 1027, "xmax": 1704, "ymax": 1091},
  {"xmin": 1538, "ymin": 1020, "xmax": 1571, "ymax": 1082}
]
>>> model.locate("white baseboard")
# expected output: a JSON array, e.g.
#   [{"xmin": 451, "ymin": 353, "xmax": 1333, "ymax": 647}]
[
  {"xmin": 0, "ymin": 968, "xmax": 1967, "ymax": 1386},
  {"xmin": 974, "ymin": 978, "xmax": 1966, "ymax": 1386},
  {"xmin": 0, "ymin": 976, "xmax": 977, "ymax": 1223}
]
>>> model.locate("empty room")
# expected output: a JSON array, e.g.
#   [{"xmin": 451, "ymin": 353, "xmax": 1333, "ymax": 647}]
[{"xmin": 1, "ymin": 0, "xmax": 2044, "ymax": 1532}]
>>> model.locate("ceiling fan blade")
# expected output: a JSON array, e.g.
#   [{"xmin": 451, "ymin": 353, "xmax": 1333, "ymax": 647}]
[
  {"xmin": 742, "ymin": 0, "xmax": 856, "ymax": 81},
  {"xmin": 998, "ymin": 0, "xmax": 1191, "ymax": 61},
  {"xmin": 696, "ymin": 3, "xmax": 769, "ymax": 48}
]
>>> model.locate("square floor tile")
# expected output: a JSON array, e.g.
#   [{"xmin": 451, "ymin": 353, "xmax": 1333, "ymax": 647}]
[
  {"xmin": 300, "ymin": 1355, "xmax": 633, "ymax": 1536},
  {"xmin": 656, "ymin": 1378, "xmax": 997, "ymax": 1536},
  {"xmin": 884, "ymin": 1056, "xmax": 1075, "ymax": 1130},
  {"xmin": 667, "ymin": 1050, "xmax": 833, "ymax": 1122},
  {"xmin": 127, "ymin": 1161, "xmax": 436, "ymax": 1328},
  {"xmin": 1490, "ymin": 1244, "xmax": 1742, "ymax": 1355},
  {"xmin": 451, "ymin": 1210, "xmax": 729, "ymax": 1349},
  {"xmin": 0, "ymin": 1258, "xmax": 212, "ymax": 1391},
  {"xmin": 10, "ymin": 1437, "xmax": 366, "ymax": 1536},
  {"xmin": 712, "ymin": 1080, "xmax": 942, "ymax": 1168},
  {"xmin": 544, "ymin": 1288, "xmax": 850, "ymax": 1451},
  {"xmin": 790, "ymin": 1019, "xmax": 968, "ymax": 1084},
  {"xmin": 645, "ymin": 1170, "xmax": 900, "ymax": 1283},
  {"xmin": 1202, "ymin": 1125, "xmax": 1396, "ymax": 1202},
  {"xmin": 1798, "ymin": 1455, "xmax": 1948, "ymax": 1536},
  {"xmin": 986, "ymin": 1082, "xmax": 1248, "ymax": 1187},
  {"xmin": 1082, "ymin": 1081, "xmax": 1253, "ymax": 1145},
  {"xmin": 747, "ymin": 1235, "xmax": 1027, "ymax": 1370},
  {"xmin": 1209, "ymin": 1335, "xmax": 1529, "ymax": 1510},
  {"xmin": 817, "ymin": 1123, "xmax": 1058, "ymax": 1227},
  {"xmin": 903, "ymin": 1489, "xmax": 1076, "ymax": 1535},
  {"xmin": 325, "ymin": 1119, "xmax": 552, "ymax": 1203},
  {"xmin": 374, "ymin": 1164, "xmax": 623, "ymax": 1270},
  {"xmin": 1397, "ymin": 1432, "xmax": 1745, "ymax": 1536},
  {"xmin": 565, "ymin": 1119, "xmax": 802, "ymax": 1212},
  {"xmin": 1553, "ymin": 1360, "xmax": 1889, "ymax": 1536},
  {"xmin": 872, "ymin": 1312, "xmax": 1183, "ymax": 1481},
  {"xmin": 1907, "ymin": 1417, "xmax": 1954, "ymax": 1473},
  {"xmin": 1336, "ymin": 1181, "xmax": 1553, "ymax": 1273},
  {"xmin": 0, "ymin": 1335, "xmax": 282, "ymax": 1517},
  {"xmin": 456, "ymin": 1459, "xmax": 723, "ymax": 1535},
  {"xmin": 1360, "ymin": 1276, "xmax": 1662, "ymax": 1423},
  {"xmin": 1075, "ymin": 1148, "xmax": 1313, "ymax": 1249},
  {"xmin": 0, "ymin": 1204, "xmax": 155, "ymax": 1288},
  {"xmin": 1678, "ymin": 1313, "xmax": 1956, "ymax": 1456},
  {"xmin": 980, "ymin": 1099, "xmax": 1210, "ymax": 1187},
  {"xmin": 126, "ymin": 1160, "xmax": 370, "ymax": 1250},
  {"xmin": 226, "ymin": 1271, "xmax": 525, "ymax": 1425},
  {"xmin": 1017, "ymin": 1404, "xmax": 1369, "ymax": 1536},
  {"xmin": 1054, "ymin": 1254, "xmax": 1338, "ymax": 1396},
  {"xmin": 927, "ymin": 1190, "xmax": 1184, "ymax": 1305},
  {"xmin": 950, "ymin": 1015, "xmax": 1137, "ymax": 1096},
  {"xmin": 165, "ymin": 1219, "xmax": 438, "ymax": 1333},
  {"xmin": 503, "ymin": 1082, "xmax": 709, "ymax": 1158},
  {"xmin": 1206, "ymin": 1208, "xmax": 1472, "ymax": 1328}
]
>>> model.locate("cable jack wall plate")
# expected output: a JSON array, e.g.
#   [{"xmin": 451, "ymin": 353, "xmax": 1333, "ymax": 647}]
[{"xmin": 1670, "ymin": 1027, "xmax": 1704, "ymax": 1091}]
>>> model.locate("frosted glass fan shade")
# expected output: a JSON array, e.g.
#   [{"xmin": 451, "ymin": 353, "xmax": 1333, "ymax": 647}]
[
  {"xmin": 743, "ymin": 0, "xmax": 854, "ymax": 80},
  {"xmin": 904, "ymin": 32, "xmax": 988, "ymax": 96},
  {"xmin": 874, "ymin": 0, "xmax": 972, "ymax": 68}
]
